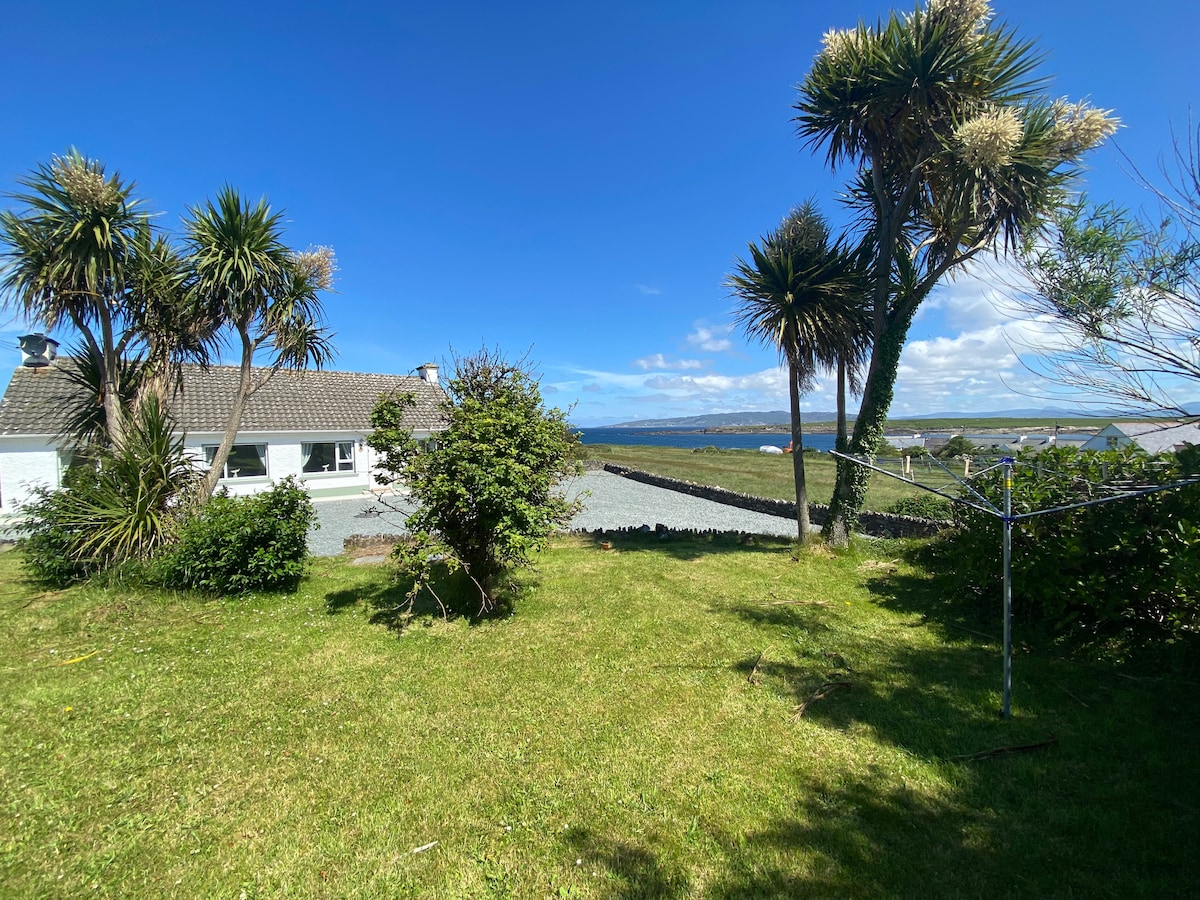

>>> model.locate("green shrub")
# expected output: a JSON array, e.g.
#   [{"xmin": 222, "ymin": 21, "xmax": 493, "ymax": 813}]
[
  {"xmin": 368, "ymin": 349, "xmax": 581, "ymax": 616},
  {"xmin": 935, "ymin": 435, "xmax": 981, "ymax": 459},
  {"xmin": 16, "ymin": 486, "xmax": 97, "ymax": 585},
  {"xmin": 166, "ymin": 477, "xmax": 316, "ymax": 594},
  {"xmin": 947, "ymin": 445, "xmax": 1200, "ymax": 643},
  {"xmin": 885, "ymin": 494, "xmax": 953, "ymax": 520},
  {"xmin": 15, "ymin": 399, "xmax": 200, "ymax": 586}
]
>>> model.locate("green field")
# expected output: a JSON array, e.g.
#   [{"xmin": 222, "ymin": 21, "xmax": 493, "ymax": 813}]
[
  {"xmin": 882, "ymin": 417, "xmax": 1107, "ymax": 433},
  {"xmin": 1, "ymin": 538, "xmax": 1196, "ymax": 897},
  {"xmin": 582, "ymin": 444, "xmax": 931, "ymax": 511}
]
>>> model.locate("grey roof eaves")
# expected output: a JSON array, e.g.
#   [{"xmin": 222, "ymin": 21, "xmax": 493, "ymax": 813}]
[{"xmin": 0, "ymin": 362, "xmax": 448, "ymax": 437}]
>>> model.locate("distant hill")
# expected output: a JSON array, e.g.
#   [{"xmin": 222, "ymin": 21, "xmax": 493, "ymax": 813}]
[{"xmin": 609, "ymin": 410, "xmax": 815, "ymax": 428}]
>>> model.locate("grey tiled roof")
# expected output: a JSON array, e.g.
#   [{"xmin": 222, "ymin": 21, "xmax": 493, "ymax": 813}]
[{"xmin": 0, "ymin": 361, "xmax": 447, "ymax": 436}]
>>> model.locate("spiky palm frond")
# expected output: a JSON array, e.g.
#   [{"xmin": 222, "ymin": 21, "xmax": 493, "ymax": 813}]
[
  {"xmin": 0, "ymin": 149, "xmax": 147, "ymax": 330},
  {"xmin": 184, "ymin": 186, "xmax": 291, "ymax": 327},
  {"xmin": 59, "ymin": 396, "xmax": 201, "ymax": 564},
  {"xmin": 53, "ymin": 351, "xmax": 143, "ymax": 450},
  {"xmin": 728, "ymin": 203, "xmax": 869, "ymax": 387}
]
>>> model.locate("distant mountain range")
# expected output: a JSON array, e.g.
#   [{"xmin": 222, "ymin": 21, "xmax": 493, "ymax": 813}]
[{"xmin": 605, "ymin": 407, "xmax": 1148, "ymax": 428}]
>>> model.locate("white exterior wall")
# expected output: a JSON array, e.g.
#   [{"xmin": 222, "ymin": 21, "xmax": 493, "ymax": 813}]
[
  {"xmin": 1080, "ymin": 426, "xmax": 1131, "ymax": 452},
  {"xmin": 0, "ymin": 428, "xmax": 435, "ymax": 513},
  {"xmin": 182, "ymin": 429, "xmax": 433, "ymax": 498},
  {"xmin": 0, "ymin": 437, "xmax": 63, "ymax": 512}
]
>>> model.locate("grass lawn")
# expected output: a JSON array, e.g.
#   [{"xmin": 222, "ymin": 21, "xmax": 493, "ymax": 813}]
[
  {"xmin": 583, "ymin": 444, "xmax": 929, "ymax": 511},
  {"xmin": 1, "ymin": 537, "xmax": 1197, "ymax": 898}
]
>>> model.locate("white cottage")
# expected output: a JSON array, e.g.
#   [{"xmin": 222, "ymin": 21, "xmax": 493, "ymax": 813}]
[
  {"xmin": 0, "ymin": 360, "xmax": 447, "ymax": 513},
  {"xmin": 1080, "ymin": 421, "xmax": 1200, "ymax": 455}
]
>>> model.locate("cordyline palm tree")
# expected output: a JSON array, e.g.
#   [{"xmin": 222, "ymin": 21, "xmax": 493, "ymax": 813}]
[
  {"xmin": 0, "ymin": 150, "xmax": 148, "ymax": 447},
  {"xmin": 728, "ymin": 202, "xmax": 868, "ymax": 540},
  {"xmin": 185, "ymin": 186, "xmax": 336, "ymax": 501},
  {"xmin": 0, "ymin": 152, "xmax": 219, "ymax": 450},
  {"xmin": 795, "ymin": 0, "xmax": 1119, "ymax": 544}
]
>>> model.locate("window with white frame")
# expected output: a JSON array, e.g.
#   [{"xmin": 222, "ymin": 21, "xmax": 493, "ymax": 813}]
[
  {"xmin": 301, "ymin": 441, "xmax": 354, "ymax": 474},
  {"xmin": 205, "ymin": 443, "xmax": 268, "ymax": 479}
]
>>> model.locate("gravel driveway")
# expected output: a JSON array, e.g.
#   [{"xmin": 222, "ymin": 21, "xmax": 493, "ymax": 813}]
[{"xmin": 308, "ymin": 470, "xmax": 801, "ymax": 556}]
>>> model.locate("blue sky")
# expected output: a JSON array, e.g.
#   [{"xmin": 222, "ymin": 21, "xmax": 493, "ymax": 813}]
[{"xmin": 1, "ymin": 0, "xmax": 1196, "ymax": 425}]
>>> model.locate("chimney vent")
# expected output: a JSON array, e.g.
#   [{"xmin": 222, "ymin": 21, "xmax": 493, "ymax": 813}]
[
  {"xmin": 18, "ymin": 333, "xmax": 59, "ymax": 368},
  {"xmin": 417, "ymin": 362, "xmax": 439, "ymax": 386}
]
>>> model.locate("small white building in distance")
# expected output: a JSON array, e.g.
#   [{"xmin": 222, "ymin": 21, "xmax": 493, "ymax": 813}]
[
  {"xmin": 0, "ymin": 358, "xmax": 447, "ymax": 513},
  {"xmin": 1080, "ymin": 421, "xmax": 1200, "ymax": 455}
]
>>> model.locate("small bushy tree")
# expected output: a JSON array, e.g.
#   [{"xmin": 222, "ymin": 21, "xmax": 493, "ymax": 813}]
[
  {"xmin": 935, "ymin": 435, "xmax": 981, "ymax": 460},
  {"xmin": 166, "ymin": 476, "xmax": 315, "ymax": 594},
  {"xmin": 368, "ymin": 349, "xmax": 582, "ymax": 616}
]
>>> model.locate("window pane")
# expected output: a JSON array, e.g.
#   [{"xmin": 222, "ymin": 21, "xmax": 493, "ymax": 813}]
[
  {"xmin": 227, "ymin": 444, "xmax": 267, "ymax": 478},
  {"xmin": 337, "ymin": 442, "xmax": 354, "ymax": 471},
  {"xmin": 303, "ymin": 442, "xmax": 335, "ymax": 473}
]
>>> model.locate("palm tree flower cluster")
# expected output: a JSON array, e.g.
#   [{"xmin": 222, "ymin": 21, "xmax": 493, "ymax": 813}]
[{"xmin": 775, "ymin": 0, "xmax": 1120, "ymax": 542}]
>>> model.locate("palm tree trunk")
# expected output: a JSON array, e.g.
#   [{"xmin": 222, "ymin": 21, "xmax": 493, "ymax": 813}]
[
  {"xmin": 823, "ymin": 305, "xmax": 918, "ymax": 545},
  {"xmin": 95, "ymin": 305, "xmax": 127, "ymax": 449},
  {"xmin": 836, "ymin": 355, "xmax": 848, "ymax": 453},
  {"xmin": 199, "ymin": 327, "xmax": 255, "ymax": 502},
  {"xmin": 788, "ymin": 362, "xmax": 810, "ymax": 540}
]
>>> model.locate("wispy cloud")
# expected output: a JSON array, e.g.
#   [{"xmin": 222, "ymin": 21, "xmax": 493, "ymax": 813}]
[
  {"xmin": 686, "ymin": 321, "xmax": 733, "ymax": 353},
  {"xmin": 632, "ymin": 353, "xmax": 704, "ymax": 371},
  {"xmin": 634, "ymin": 284, "xmax": 663, "ymax": 296},
  {"xmin": 644, "ymin": 368, "xmax": 787, "ymax": 397}
]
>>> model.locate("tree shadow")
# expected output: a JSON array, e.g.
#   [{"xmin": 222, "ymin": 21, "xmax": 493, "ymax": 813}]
[
  {"xmin": 323, "ymin": 562, "xmax": 524, "ymax": 632},
  {"xmin": 573, "ymin": 530, "xmax": 798, "ymax": 562},
  {"xmin": 562, "ymin": 826, "xmax": 691, "ymax": 900}
]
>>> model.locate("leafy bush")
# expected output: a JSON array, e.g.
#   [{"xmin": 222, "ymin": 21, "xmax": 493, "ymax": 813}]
[
  {"xmin": 368, "ymin": 349, "xmax": 582, "ymax": 616},
  {"xmin": 935, "ymin": 435, "xmax": 981, "ymax": 459},
  {"xmin": 886, "ymin": 494, "xmax": 953, "ymax": 520},
  {"xmin": 166, "ymin": 477, "xmax": 316, "ymax": 594},
  {"xmin": 16, "ymin": 485, "xmax": 97, "ymax": 585},
  {"xmin": 947, "ymin": 445, "xmax": 1200, "ymax": 643},
  {"xmin": 16, "ymin": 399, "xmax": 200, "ymax": 585}
]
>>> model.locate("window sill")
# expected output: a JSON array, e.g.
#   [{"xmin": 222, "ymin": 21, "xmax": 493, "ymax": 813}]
[{"xmin": 300, "ymin": 471, "xmax": 357, "ymax": 480}]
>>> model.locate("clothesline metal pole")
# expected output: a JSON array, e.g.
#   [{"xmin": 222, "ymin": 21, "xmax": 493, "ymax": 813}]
[{"xmin": 1001, "ymin": 457, "xmax": 1013, "ymax": 719}]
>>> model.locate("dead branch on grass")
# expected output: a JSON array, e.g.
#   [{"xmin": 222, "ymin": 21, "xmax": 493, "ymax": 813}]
[
  {"xmin": 950, "ymin": 736, "xmax": 1057, "ymax": 761},
  {"xmin": 791, "ymin": 681, "xmax": 852, "ymax": 720},
  {"xmin": 748, "ymin": 648, "xmax": 768, "ymax": 684}
]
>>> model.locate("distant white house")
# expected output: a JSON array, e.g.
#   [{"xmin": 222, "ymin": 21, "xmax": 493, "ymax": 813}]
[
  {"xmin": 1080, "ymin": 421, "xmax": 1200, "ymax": 455},
  {"xmin": 0, "ymin": 359, "xmax": 447, "ymax": 513}
]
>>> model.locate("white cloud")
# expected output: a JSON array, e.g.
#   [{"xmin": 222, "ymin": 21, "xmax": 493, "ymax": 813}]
[
  {"xmin": 686, "ymin": 321, "xmax": 733, "ymax": 352},
  {"xmin": 634, "ymin": 284, "xmax": 663, "ymax": 296},
  {"xmin": 632, "ymin": 353, "xmax": 704, "ymax": 371},
  {"xmin": 644, "ymin": 368, "xmax": 787, "ymax": 397}
]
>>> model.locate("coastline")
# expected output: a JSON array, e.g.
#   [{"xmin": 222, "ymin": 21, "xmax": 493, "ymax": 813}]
[{"xmin": 644, "ymin": 421, "xmax": 1102, "ymax": 437}]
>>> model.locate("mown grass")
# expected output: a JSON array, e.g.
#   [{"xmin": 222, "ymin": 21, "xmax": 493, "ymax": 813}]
[
  {"xmin": 583, "ymin": 444, "xmax": 927, "ymax": 511},
  {"xmin": 1, "ymin": 538, "xmax": 1197, "ymax": 898}
]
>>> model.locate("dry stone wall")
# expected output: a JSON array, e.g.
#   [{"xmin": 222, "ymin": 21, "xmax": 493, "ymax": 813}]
[{"xmin": 601, "ymin": 464, "xmax": 948, "ymax": 539}]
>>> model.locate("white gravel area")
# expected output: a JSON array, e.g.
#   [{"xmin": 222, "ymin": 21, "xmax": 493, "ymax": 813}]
[{"xmin": 308, "ymin": 470, "xmax": 801, "ymax": 556}]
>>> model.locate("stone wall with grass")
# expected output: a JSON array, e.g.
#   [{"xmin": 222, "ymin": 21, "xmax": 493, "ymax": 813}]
[{"xmin": 601, "ymin": 464, "xmax": 947, "ymax": 539}]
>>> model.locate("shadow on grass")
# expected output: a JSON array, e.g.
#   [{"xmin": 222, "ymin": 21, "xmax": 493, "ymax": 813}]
[
  {"xmin": 563, "ymin": 827, "xmax": 691, "ymax": 899},
  {"xmin": 705, "ymin": 542, "xmax": 1199, "ymax": 894},
  {"xmin": 573, "ymin": 530, "xmax": 797, "ymax": 562},
  {"xmin": 700, "ymin": 767, "xmax": 1032, "ymax": 899},
  {"xmin": 323, "ymin": 561, "xmax": 522, "ymax": 632},
  {"xmin": 723, "ymin": 555, "xmax": 1032, "ymax": 760}
]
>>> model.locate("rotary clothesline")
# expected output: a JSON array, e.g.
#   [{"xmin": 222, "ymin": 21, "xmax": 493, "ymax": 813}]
[{"xmin": 830, "ymin": 449, "xmax": 1200, "ymax": 718}]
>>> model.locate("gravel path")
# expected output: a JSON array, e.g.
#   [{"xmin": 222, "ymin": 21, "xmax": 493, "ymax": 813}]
[{"xmin": 308, "ymin": 470, "xmax": 801, "ymax": 556}]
